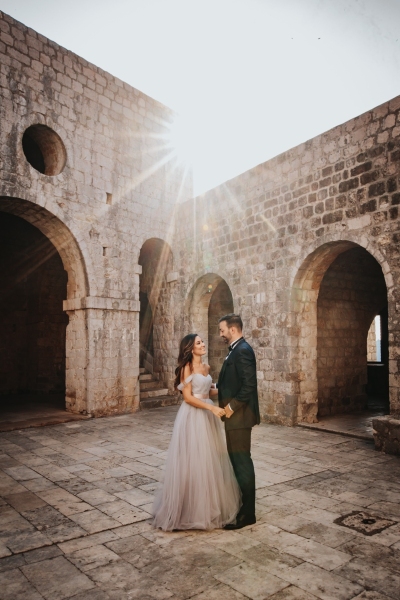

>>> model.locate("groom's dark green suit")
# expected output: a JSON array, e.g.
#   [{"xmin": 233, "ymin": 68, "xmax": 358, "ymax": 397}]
[{"xmin": 218, "ymin": 338, "xmax": 260, "ymax": 522}]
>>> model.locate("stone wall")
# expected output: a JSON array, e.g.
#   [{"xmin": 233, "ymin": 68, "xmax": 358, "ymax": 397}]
[
  {"xmin": 2, "ymin": 10, "xmax": 400, "ymax": 425},
  {"xmin": 173, "ymin": 95, "xmax": 400, "ymax": 425},
  {"xmin": 0, "ymin": 11, "xmax": 191, "ymax": 416}
]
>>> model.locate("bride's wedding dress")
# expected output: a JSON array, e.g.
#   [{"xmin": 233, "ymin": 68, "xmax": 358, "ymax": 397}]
[{"xmin": 152, "ymin": 373, "xmax": 241, "ymax": 531}]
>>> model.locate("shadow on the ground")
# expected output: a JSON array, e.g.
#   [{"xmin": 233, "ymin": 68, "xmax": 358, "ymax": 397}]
[{"xmin": 0, "ymin": 393, "xmax": 88, "ymax": 431}]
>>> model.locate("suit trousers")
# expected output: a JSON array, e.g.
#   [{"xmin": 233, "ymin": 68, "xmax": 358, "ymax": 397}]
[{"xmin": 225, "ymin": 428, "xmax": 255, "ymax": 519}]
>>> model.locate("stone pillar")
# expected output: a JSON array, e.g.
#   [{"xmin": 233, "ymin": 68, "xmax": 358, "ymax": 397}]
[
  {"xmin": 63, "ymin": 296, "xmax": 140, "ymax": 417},
  {"xmin": 292, "ymin": 287, "xmax": 319, "ymax": 425},
  {"xmin": 64, "ymin": 308, "xmax": 88, "ymax": 414}
]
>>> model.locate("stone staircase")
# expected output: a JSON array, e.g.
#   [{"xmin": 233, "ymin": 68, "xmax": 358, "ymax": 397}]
[{"xmin": 139, "ymin": 368, "xmax": 180, "ymax": 409}]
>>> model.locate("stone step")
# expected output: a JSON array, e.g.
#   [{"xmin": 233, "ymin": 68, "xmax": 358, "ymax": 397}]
[
  {"xmin": 140, "ymin": 396, "xmax": 181, "ymax": 410},
  {"xmin": 140, "ymin": 379, "xmax": 159, "ymax": 390},
  {"xmin": 140, "ymin": 388, "xmax": 169, "ymax": 399},
  {"xmin": 139, "ymin": 373, "xmax": 153, "ymax": 381},
  {"xmin": 298, "ymin": 421, "xmax": 372, "ymax": 441},
  {"xmin": 139, "ymin": 367, "xmax": 146, "ymax": 374}
]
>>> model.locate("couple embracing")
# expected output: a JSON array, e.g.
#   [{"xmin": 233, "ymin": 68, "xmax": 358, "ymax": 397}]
[{"xmin": 152, "ymin": 313, "xmax": 260, "ymax": 531}]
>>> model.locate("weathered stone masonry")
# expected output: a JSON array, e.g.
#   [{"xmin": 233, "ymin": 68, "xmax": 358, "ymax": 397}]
[
  {"xmin": 1, "ymin": 11, "xmax": 400, "ymax": 429},
  {"xmin": 0, "ymin": 11, "xmax": 191, "ymax": 416},
  {"xmin": 173, "ymin": 97, "xmax": 400, "ymax": 426}
]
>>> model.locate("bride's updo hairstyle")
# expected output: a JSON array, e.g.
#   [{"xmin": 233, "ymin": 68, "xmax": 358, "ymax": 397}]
[{"xmin": 174, "ymin": 333, "xmax": 198, "ymax": 390}]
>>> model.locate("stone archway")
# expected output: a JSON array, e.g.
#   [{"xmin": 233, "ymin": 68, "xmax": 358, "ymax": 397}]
[
  {"xmin": 0, "ymin": 213, "xmax": 68, "ymax": 400},
  {"xmin": 0, "ymin": 198, "xmax": 88, "ymax": 299},
  {"xmin": 187, "ymin": 274, "xmax": 234, "ymax": 380},
  {"xmin": 0, "ymin": 198, "xmax": 89, "ymax": 416},
  {"xmin": 138, "ymin": 238, "xmax": 174, "ymax": 389},
  {"xmin": 317, "ymin": 247, "xmax": 388, "ymax": 416},
  {"xmin": 291, "ymin": 241, "xmax": 390, "ymax": 423}
]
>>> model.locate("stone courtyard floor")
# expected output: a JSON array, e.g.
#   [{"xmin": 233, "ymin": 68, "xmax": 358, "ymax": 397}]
[{"xmin": 1, "ymin": 406, "xmax": 400, "ymax": 600}]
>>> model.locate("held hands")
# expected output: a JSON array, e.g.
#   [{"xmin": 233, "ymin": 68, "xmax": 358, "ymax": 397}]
[
  {"xmin": 224, "ymin": 404, "xmax": 234, "ymax": 419},
  {"xmin": 209, "ymin": 403, "xmax": 234, "ymax": 419},
  {"xmin": 210, "ymin": 405, "xmax": 226, "ymax": 418}
]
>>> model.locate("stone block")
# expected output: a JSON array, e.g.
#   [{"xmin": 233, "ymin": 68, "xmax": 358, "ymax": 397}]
[
  {"xmin": 22, "ymin": 556, "xmax": 95, "ymax": 599},
  {"xmin": 373, "ymin": 415, "xmax": 400, "ymax": 455}
]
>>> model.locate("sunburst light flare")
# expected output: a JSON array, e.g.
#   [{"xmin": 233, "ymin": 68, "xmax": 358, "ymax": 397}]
[{"xmin": 166, "ymin": 113, "xmax": 198, "ymax": 168}]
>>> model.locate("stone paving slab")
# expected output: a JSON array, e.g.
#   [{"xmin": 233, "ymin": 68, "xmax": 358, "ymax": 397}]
[{"xmin": 1, "ymin": 405, "xmax": 400, "ymax": 599}]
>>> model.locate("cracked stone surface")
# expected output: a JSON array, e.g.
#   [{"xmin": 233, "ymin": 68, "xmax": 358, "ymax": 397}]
[{"xmin": 1, "ymin": 406, "xmax": 400, "ymax": 599}]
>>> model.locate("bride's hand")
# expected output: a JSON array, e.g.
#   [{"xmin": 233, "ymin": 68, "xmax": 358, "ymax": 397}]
[{"xmin": 210, "ymin": 405, "xmax": 225, "ymax": 418}]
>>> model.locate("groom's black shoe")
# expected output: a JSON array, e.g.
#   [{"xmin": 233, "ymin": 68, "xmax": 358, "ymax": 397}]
[{"xmin": 223, "ymin": 515, "xmax": 256, "ymax": 530}]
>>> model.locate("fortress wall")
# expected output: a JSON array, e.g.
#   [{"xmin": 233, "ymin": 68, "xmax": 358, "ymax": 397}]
[
  {"xmin": 0, "ymin": 11, "xmax": 191, "ymax": 415},
  {"xmin": 174, "ymin": 95, "xmax": 400, "ymax": 424},
  {"xmin": 2, "ymin": 10, "xmax": 400, "ymax": 424}
]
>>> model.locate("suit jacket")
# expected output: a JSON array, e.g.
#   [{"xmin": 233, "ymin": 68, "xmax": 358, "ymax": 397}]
[{"xmin": 217, "ymin": 338, "xmax": 260, "ymax": 431}]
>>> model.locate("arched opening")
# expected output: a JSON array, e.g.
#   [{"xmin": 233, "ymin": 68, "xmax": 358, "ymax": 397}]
[
  {"xmin": 317, "ymin": 247, "xmax": 388, "ymax": 416},
  {"xmin": 138, "ymin": 239, "xmax": 173, "ymax": 396},
  {"xmin": 187, "ymin": 274, "xmax": 234, "ymax": 380},
  {"xmin": 0, "ymin": 198, "xmax": 89, "ymax": 426},
  {"xmin": 0, "ymin": 213, "xmax": 67, "ymax": 419},
  {"xmin": 292, "ymin": 241, "xmax": 390, "ymax": 427}
]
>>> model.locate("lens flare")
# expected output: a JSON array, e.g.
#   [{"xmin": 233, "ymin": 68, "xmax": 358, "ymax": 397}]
[{"xmin": 168, "ymin": 114, "xmax": 195, "ymax": 166}]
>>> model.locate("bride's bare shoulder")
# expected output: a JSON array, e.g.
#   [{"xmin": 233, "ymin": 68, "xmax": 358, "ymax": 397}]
[
  {"xmin": 205, "ymin": 364, "xmax": 211, "ymax": 374},
  {"xmin": 182, "ymin": 363, "xmax": 192, "ymax": 381}
]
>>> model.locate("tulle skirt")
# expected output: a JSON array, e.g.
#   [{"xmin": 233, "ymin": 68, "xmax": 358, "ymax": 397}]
[{"xmin": 152, "ymin": 398, "xmax": 241, "ymax": 531}]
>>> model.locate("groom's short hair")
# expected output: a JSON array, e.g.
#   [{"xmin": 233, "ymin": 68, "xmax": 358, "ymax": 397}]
[{"xmin": 218, "ymin": 313, "xmax": 243, "ymax": 331}]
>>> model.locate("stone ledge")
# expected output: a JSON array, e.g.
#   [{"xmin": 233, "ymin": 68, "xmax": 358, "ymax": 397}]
[
  {"xmin": 63, "ymin": 296, "xmax": 140, "ymax": 312},
  {"xmin": 140, "ymin": 396, "xmax": 181, "ymax": 410},
  {"xmin": 299, "ymin": 421, "xmax": 372, "ymax": 441},
  {"xmin": 372, "ymin": 415, "xmax": 400, "ymax": 455}
]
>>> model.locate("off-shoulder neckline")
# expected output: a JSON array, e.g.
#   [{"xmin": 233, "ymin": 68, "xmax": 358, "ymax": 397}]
[{"xmin": 183, "ymin": 373, "xmax": 211, "ymax": 382}]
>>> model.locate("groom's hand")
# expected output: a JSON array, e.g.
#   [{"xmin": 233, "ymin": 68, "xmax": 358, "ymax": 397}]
[{"xmin": 225, "ymin": 404, "xmax": 234, "ymax": 419}]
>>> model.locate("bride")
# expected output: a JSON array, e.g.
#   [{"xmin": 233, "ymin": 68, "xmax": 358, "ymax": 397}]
[{"xmin": 152, "ymin": 333, "xmax": 241, "ymax": 531}]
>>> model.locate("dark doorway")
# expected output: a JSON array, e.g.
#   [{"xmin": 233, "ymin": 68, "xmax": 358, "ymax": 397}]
[
  {"xmin": 187, "ymin": 273, "xmax": 234, "ymax": 381},
  {"xmin": 208, "ymin": 279, "xmax": 234, "ymax": 381},
  {"xmin": 0, "ymin": 213, "xmax": 68, "ymax": 426},
  {"xmin": 138, "ymin": 238, "xmax": 173, "ymax": 386},
  {"xmin": 139, "ymin": 290, "xmax": 154, "ymax": 371},
  {"xmin": 317, "ymin": 246, "xmax": 388, "ymax": 417}
]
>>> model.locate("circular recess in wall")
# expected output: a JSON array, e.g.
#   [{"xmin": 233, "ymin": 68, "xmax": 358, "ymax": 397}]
[{"xmin": 22, "ymin": 124, "xmax": 67, "ymax": 176}]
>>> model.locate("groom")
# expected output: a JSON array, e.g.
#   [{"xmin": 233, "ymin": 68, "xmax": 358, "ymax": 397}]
[{"xmin": 217, "ymin": 313, "xmax": 260, "ymax": 529}]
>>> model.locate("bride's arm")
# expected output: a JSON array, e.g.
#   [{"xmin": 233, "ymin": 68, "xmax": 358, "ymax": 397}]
[{"xmin": 209, "ymin": 385, "xmax": 218, "ymax": 397}]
